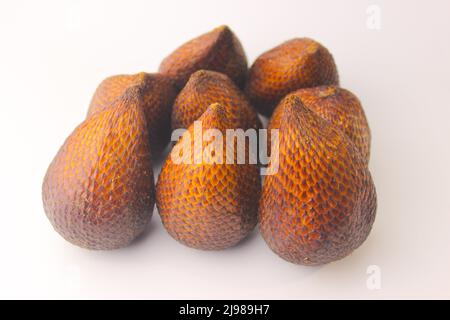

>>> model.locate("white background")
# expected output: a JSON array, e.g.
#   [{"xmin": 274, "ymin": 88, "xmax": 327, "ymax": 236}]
[{"xmin": 0, "ymin": 0, "xmax": 449, "ymax": 299}]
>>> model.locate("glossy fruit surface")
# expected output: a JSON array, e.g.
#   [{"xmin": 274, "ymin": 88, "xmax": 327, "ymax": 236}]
[
  {"xmin": 270, "ymin": 85, "xmax": 371, "ymax": 164},
  {"xmin": 88, "ymin": 72, "xmax": 177, "ymax": 156},
  {"xmin": 172, "ymin": 70, "xmax": 261, "ymax": 131},
  {"xmin": 245, "ymin": 38, "xmax": 339, "ymax": 116},
  {"xmin": 156, "ymin": 104, "xmax": 260, "ymax": 250},
  {"xmin": 43, "ymin": 87, "xmax": 155, "ymax": 250},
  {"xmin": 159, "ymin": 25, "xmax": 248, "ymax": 89},
  {"xmin": 259, "ymin": 94, "xmax": 376, "ymax": 265}
]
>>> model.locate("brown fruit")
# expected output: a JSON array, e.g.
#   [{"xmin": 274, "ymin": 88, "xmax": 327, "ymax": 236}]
[
  {"xmin": 172, "ymin": 70, "xmax": 261, "ymax": 131},
  {"xmin": 159, "ymin": 25, "xmax": 248, "ymax": 89},
  {"xmin": 42, "ymin": 87, "xmax": 155, "ymax": 250},
  {"xmin": 88, "ymin": 72, "xmax": 177, "ymax": 156},
  {"xmin": 269, "ymin": 86, "xmax": 371, "ymax": 164},
  {"xmin": 245, "ymin": 38, "xmax": 339, "ymax": 116},
  {"xmin": 259, "ymin": 94, "xmax": 376, "ymax": 265},
  {"xmin": 156, "ymin": 103, "xmax": 261, "ymax": 250}
]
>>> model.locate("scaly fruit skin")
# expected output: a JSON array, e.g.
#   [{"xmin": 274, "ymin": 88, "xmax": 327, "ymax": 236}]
[
  {"xmin": 270, "ymin": 86, "xmax": 371, "ymax": 164},
  {"xmin": 159, "ymin": 25, "xmax": 248, "ymax": 89},
  {"xmin": 172, "ymin": 70, "xmax": 261, "ymax": 131},
  {"xmin": 245, "ymin": 38, "xmax": 339, "ymax": 117},
  {"xmin": 259, "ymin": 95, "xmax": 376, "ymax": 265},
  {"xmin": 156, "ymin": 104, "xmax": 261, "ymax": 250},
  {"xmin": 88, "ymin": 72, "xmax": 177, "ymax": 156},
  {"xmin": 43, "ymin": 88, "xmax": 155, "ymax": 250}
]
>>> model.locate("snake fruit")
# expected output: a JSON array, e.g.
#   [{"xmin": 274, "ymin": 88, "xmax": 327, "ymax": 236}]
[
  {"xmin": 156, "ymin": 103, "xmax": 261, "ymax": 250},
  {"xmin": 172, "ymin": 70, "xmax": 261, "ymax": 131},
  {"xmin": 88, "ymin": 72, "xmax": 177, "ymax": 157},
  {"xmin": 269, "ymin": 85, "xmax": 371, "ymax": 164},
  {"xmin": 245, "ymin": 38, "xmax": 339, "ymax": 116},
  {"xmin": 259, "ymin": 94, "xmax": 377, "ymax": 265},
  {"xmin": 159, "ymin": 25, "xmax": 248, "ymax": 89},
  {"xmin": 43, "ymin": 87, "xmax": 155, "ymax": 250}
]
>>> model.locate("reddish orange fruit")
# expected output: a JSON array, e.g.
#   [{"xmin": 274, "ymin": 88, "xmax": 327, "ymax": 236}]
[
  {"xmin": 172, "ymin": 70, "xmax": 261, "ymax": 131},
  {"xmin": 245, "ymin": 38, "xmax": 339, "ymax": 116},
  {"xmin": 43, "ymin": 87, "xmax": 155, "ymax": 250},
  {"xmin": 156, "ymin": 103, "xmax": 261, "ymax": 250},
  {"xmin": 269, "ymin": 86, "xmax": 371, "ymax": 164},
  {"xmin": 159, "ymin": 25, "xmax": 248, "ymax": 89},
  {"xmin": 259, "ymin": 94, "xmax": 376, "ymax": 265},
  {"xmin": 88, "ymin": 72, "xmax": 177, "ymax": 156}
]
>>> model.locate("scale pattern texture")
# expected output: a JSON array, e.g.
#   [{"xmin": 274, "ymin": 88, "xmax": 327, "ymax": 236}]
[
  {"xmin": 270, "ymin": 86, "xmax": 371, "ymax": 164},
  {"xmin": 88, "ymin": 72, "xmax": 177, "ymax": 156},
  {"xmin": 159, "ymin": 26, "xmax": 248, "ymax": 89},
  {"xmin": 157, "ymin": 104, "xmax": 260, "ymax": 250},
  {"xmin": 259, "ymin": 95, "xmax": 376, "ymax": 265},
  {"xmin": 43, "ymin": 89, "xmax": 155, "ymax": 250},
  {"xmin": 245, "ymin": 38, "xmax": 339, "ymax": 116},
  {"xmin": 172, "ymin": 70, "xmax": 261, "ymax": 131}
]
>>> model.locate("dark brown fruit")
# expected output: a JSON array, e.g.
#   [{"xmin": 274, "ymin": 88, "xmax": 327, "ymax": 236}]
[
  {"xmin": 245, "ymin": 38, "xmax": 339, "ymax": 116},
  {"xmin": 172, "ymin": 70, "xmax": 261, "ymax": 131},
  {"xmin": 159, "ymin": 25, "xmax": 248, "ymax": 89},
  {"xmin": 43, "ymin": 87, "xmax": 155, "ymax": 250},
  {"xmin": 269, "ymin": 86, "xmax": 371, "ymax": 164},
  {"xmin": 88, "ymin": 72, "xmax": 177, "ymax": 156},
  {"xmin": 156, "ymin": 103, "xmax": 261, "ymax": 250},
  {"xmin": 259, "ymin": 94, "xmax": 376, "ymax": 265}
]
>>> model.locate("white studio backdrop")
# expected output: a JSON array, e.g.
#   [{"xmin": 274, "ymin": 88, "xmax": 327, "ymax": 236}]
[{"xmin": 0, "ymin": 0, "xmax": 449, "ymax": 299}]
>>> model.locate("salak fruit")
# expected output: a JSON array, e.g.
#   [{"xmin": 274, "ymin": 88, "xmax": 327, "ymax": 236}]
[
  {"xmin": 43, "ymin": 87, "xmax": 155, "ymax": 250},
  {"xmin": 269, "ymin": 85, "xmax": 371, "ymax": 164},
  {"xmin": 159, "ymin": 25, "xmax": 248, "ymax": 89},
  {"xmin": 88, "ymin": 72, "xmax": 177, "ymax": 156},
  {"xmin": 171, "ymin": 70, "xmax": 261, "ymax": 131},
  {"xmin": 245, "ymin": 38, "xmax": 339, "ymax": 116},
  {"xmin": 156, "ymin": 103, "xmax": 261, "ymax": 250},
  {"xmin": 259, "ymin": 94, "xmax": 377, "ymax": 265}
]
